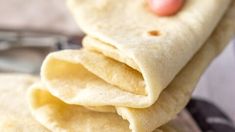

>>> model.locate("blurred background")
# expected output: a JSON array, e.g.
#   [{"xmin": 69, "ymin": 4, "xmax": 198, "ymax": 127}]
[
  {"xmin": 0, "ymin": 0, "xmax": 234, "ymax": 124},
  {"xmin": 0, "ymin": 0, "xmax": 80, "ymax": 34}
]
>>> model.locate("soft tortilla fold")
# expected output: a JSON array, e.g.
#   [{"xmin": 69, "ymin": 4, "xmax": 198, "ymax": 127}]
[
  {"xmin": 0, "ymin": 74, "xmax": 188, "ymax": 132},
  {"xmin": 28, "ymin": 84, "xmax": 199, "ymax": 132},
  {"xmin": 38, "ymin": 0, "xmax": 231, "ymax": 108},
  {"xmin": 28, "ymin": 1, "xmax": 235, "ymax": 131}
]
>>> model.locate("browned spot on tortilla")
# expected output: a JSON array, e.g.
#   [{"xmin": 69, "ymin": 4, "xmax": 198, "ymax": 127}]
[{"xmin": 148, "ymin": 30, "xmax": 161, "ymax": 36}]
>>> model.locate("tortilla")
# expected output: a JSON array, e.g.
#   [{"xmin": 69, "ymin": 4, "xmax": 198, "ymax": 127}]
[
  {"xmin": 60, "ymin": 0, "xmax": 231, "ymax": 108},
  {"xmin": 0, "ymin": 74, "xmax": 49, "ymax": 132},
  {"xmin": 28, "ymin": 1, "xmax": 235, "ymax": 131},
  {"xmin": 0, "ymin": 74, "xmax": 192, "ymax": 132},
  {"xmin": 29, "ymin": 83, "xmax": 200, "ymax": 132}
]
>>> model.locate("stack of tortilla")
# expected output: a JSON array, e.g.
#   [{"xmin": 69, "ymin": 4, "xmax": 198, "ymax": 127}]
[{"xmin": 1, "ymin": 0, "xmax": 235, "ymax": 131}]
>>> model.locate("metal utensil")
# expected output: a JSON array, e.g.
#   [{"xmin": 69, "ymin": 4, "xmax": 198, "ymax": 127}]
[{"xmin": 0, "ymin": 28, "xmax": 84, "ymax": 74}]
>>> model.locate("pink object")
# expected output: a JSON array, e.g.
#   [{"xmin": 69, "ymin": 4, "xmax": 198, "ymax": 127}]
[{"xmin": 148, "ymin": 0, "xmax": 184, "ymax": 16}]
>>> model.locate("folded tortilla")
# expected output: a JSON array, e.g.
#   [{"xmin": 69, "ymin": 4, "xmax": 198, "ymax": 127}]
[
  {"xmin": 28, "ymin": 83, "xmax": 199, "ymax": 132},
  {"xmin": 0, "ymin": 74, "xmax": 191, "ymax": 132},
  {"xmin": 37, "ymin": 0, "xmax": 232, "ymax": 108},
  {"xmin": 28, "ymin": 1, "xmax": 235, "ymax": 132}
]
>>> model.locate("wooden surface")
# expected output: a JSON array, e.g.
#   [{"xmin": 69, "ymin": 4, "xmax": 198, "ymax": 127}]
[{"xmin": 0, "ymin": 0, "xmax": 235, "ymax": 123}]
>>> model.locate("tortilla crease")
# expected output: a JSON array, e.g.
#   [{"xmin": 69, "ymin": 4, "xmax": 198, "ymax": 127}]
[{"xmin": 28, "ymin": 1, "xmax": 235, "ymax": 132}]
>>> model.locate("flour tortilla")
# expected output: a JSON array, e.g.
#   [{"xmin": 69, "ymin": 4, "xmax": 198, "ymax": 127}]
[
  {"xmin": 29, "ymin": 83, "xmax": 199, "ymax": 132},
  {"xmin": 0, "ymin": 74, "xmax": 186, "ymax": 132},
  {"xmin": 45, "ymin": 0, "xmax": 231, "ymax": 108},
  {"xmin": 28, "ymin": 1, "xmax": 235, "ymax": 131},
  {"xmin": 0, "ymin": 74, "xmax": 49, "ymax": 132}
]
